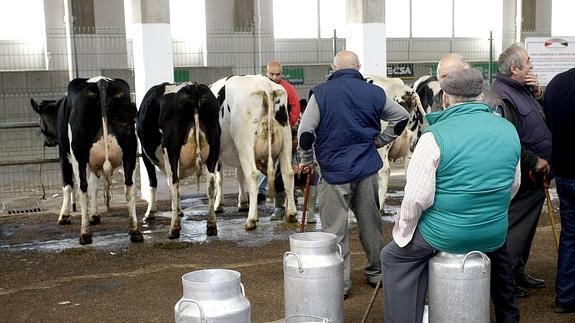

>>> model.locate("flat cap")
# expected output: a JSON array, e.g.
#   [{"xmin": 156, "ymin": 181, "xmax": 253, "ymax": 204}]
[{"xmin": 440, "ymin": 68, "xmax": 484, "ymax": 97}]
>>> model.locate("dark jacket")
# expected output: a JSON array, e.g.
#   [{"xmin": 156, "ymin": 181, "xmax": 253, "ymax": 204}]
[{"xmin": 310, "ymin": 69, "xmax": 385, "ymax": 184}]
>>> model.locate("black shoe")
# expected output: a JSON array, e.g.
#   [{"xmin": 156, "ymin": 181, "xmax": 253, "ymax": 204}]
[
  {"xmin": 257, "ymin": 193, "xmax": 266, "ymax": 204},
  {"xmin": 516, "ymin": 273, "xmax": 545, "ymax": 289},
  {"xmin": 555, "ymin": 305, "xmax": 575, "ymax": 314},
  {"xmin": 514, "ymin": 286, "xmax": 529, "ymax": 298}
]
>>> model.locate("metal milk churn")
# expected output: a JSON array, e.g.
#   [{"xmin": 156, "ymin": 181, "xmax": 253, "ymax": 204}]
[
  {"xmin": 283, "ymin": 232, "xmax": 343, "ymax": 323},
  {"xmin": 174, "ymin": 269, "xmax": 250, "ymax": 323},
  {"xmin": 428, "ymin": 251, "xmax": 491, "ymax": 323}
]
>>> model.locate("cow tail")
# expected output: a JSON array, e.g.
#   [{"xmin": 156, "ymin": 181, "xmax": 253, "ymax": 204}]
[
  {"xmin": 194, "ymin": 110, "xmax": 203, "ymax": 192},
  {"xmin": 97, "ymin": 79, "xmax": 113, "ymax": 209},
  {"xmin": 265, "ymin": 91, "xmax": 275, "ymax": 199}
]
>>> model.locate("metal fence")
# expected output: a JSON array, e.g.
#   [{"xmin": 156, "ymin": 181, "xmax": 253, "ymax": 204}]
[{"xmin": 0, "ymin": 26, "xmax": 502, "ymax": 203}]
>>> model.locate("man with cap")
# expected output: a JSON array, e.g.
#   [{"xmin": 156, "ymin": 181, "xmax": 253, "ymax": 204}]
[{"xmin": 380, "ymin": 68, "xmax": 522, "ymax": 323}]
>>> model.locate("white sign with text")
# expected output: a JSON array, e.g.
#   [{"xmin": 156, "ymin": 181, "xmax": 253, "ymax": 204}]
[{"xmin": 525, "ymin": 37, "xmax": 575, "ymax": 86}]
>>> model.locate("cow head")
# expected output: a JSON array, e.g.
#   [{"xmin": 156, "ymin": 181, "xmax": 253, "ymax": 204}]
[{"xmin": 30, "ymin": 98, "xmax": 60, "ymax": 147}]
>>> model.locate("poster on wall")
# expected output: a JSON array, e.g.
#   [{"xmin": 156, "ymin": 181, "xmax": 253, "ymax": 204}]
[{"xmin": 525, "ymin": 37, "xmax": 575, "ymax": 86}]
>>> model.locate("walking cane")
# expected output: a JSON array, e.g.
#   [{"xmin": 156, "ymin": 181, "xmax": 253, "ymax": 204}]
[
  {"xmin": 361, "ymin": 279, "xmax": 382, "ymax": 323},
  {"xmin": 299, "ymin": 172, "xmax": 313, "ymax": 233},
  {"xmin": 544, "ymin": 183, "xmax": 560, "ymax": 251}
]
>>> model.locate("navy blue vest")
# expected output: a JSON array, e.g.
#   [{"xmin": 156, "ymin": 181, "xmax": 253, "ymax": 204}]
[
  {"xmin": 492, "ymin": 74, "xmax": 552, "ymax": 162},
  {"xmin": 311, "ymin": 69, "xmax": 385, "ymax": 184}
]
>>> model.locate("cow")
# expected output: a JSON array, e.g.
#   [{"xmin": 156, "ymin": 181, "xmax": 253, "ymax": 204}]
[
  {"xmin": 31, "ymin": 77, "xmax": 142, "ymax": 245},
  {"xmin": 137, "ymin": 82, "xmax": 221, "ymax": 239},
  {"xmin": 210, "ymin": 75, "xmax": 297, "ymax": 230},
  {"xmin": 365, "ymin": 75, "xmax": 426, "ymax": 213},
  {"xmin": 412, "ymin": 75, "xmax": 441, "ymax": 113}
]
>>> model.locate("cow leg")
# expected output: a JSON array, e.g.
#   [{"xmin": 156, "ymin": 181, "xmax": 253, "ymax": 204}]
[
  {"xmin": 87, "ymin": 172, "xmax": 101, "ymax": 225},
  {"xmin": 236, "ymin": 168, "xmax": 249, "ymax": 211},
  {"xmin": 214, "ymin": 166, "xmax": 224, "ymax": 213},
  {"xmin": 278, "ymin": 126, "xmax": 297, "ymax": 223},
  {"xmin": 123, "ymin": 147, "xmax": 143, "ymax": 243},
  {"xmin": 141, "ymin": 153, "xmax": 158, "ymax": 221},
  {"xmin": 59, "ymin": 185, "xmax": 73, "ymax": 225},
  {"xmin": 377, "ymin": 146, "xmax": 391, "ymax": 213},
  {"xmin": 206, "ymin": 172, "xmax": 218, "ymax": 236},
  {"xmin": 58, "ymin": 153, "xmax": 74, "ymax": 225},
  {"xmin": 72, "ymin": 157, "xmax": 92, "ymax": 245},
  {"xmin": 236, "ymin": 159, "xmax": 259, "ymax": 231},
  {"xmin": 164, "ymin": 147, "xmax": 182, "ymax": 239}
]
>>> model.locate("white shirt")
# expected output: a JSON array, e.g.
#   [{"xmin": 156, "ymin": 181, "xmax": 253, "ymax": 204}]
[{"xmin": 392, "ymin": 132, "xmax": 522, "ymax": 247}]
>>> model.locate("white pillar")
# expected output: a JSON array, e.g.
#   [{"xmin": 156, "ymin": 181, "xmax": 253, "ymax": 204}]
[
  {"xmin": 130, "ymin": 0, "xmax": 173, "ymax": 202},
  {"xmin": 346, "ymin": 0, "xmax": 386, "ymax": 76}
]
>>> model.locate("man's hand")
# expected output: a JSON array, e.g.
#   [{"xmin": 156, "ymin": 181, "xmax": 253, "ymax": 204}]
[
  {"xmin": 298, "ymin": 163, "xmax": 315, "ymax": 174},
  {"xmin": 525, "ymin": 73, "xmax": 542, "ymax": 97},
  {"xmin": 535, "ymin": 157, "xmax": 550, "ymax": 175}
]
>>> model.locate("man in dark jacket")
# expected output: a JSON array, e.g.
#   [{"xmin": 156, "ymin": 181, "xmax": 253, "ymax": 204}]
[
  {"xmin": 545, "ymin": 67, "xmax": 575, "ymax": 314},
  {"xmin": 297, "ymin": 50, "xmax": 409, "ymax": 297},
  {"xmin": 491, "ymin": 44, "xmax": 552, "ymax": 297}
]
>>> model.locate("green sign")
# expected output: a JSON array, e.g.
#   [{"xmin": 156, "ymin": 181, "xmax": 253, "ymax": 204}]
[
  {"xmin": 283, "ymin": 67, "xmax": 304, "ymax": 85},
  {"xmin": 174, "ymin": 68, "xmax": 190, "ymax": 83}
]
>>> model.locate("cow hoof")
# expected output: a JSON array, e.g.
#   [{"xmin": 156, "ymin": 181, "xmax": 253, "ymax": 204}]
[
  {"xmin": 244, "ymin": 221, "xmax": 257, "ymax": 231},
  {"xmin": 286, "ymin": 214, "xmax": 298, "ymax": 224},
  {"xmin": 143, "ymin": 215, "xmax": 156, "ymax": 223},
  {"xmin": 215, "ymin": 205, "xmax": 224, "ymax": 213},
  {"xmin": 58, "ymin": 216, "xmax": 72, "ymax": 225},
  {"xmin": 169, "ymin": 229, "xmax": 181, "ymax": 240},
  {"xmin": 178, "ymin": 212, "xmax": 184, "ymax": 218},
  {"xmin": 129, "ymin": 231, "xmax": 144, "ymax": 243},
  {"xmin": 206, "ymin": 225, "xmax": 218, "ymax": 236},
  {"xmin": 90, "ymin": 215, "xmax": 101, "ymax": 225},
  {"xmin": 79, "ymin": 234, "xmax": 93, "ymax": 245}
]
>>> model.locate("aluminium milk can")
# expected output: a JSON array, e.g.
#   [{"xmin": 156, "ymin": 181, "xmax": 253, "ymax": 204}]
[
  {"xmin": 428, "ymin": 251, "xmax": 491, "ymax": 323},
  {"xmin": 174, "ymin": 269, "xmax": 250, "ymax": 323},
  {"xmin": 283, "ymin": 232, "xmax": 343, "ymax": 323}
]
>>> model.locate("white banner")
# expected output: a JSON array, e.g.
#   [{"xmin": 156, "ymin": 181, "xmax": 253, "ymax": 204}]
[{"xmin": 525, "ymin": 37, "xmax": 575, "ymax": 86}]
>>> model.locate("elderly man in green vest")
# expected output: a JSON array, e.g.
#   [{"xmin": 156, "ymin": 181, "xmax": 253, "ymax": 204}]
[{"xmin": 380, "ymin": 68, "xmax": 522, "ymax": 323}]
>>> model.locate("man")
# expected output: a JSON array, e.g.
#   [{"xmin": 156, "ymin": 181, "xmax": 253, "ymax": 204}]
[
  {"xmin": 298, "ymin": 50, "xmax": 409, "ymax": 297},
  {"xmin": 544, "ymin": 67, "xmax": 575, "ymax": 314},
  {"xmin": 381, "ymin": 68, "xmax": 521, "ymax": 323},
  {"xmin": 429, "ymin": 53, "xmax": 469, "ymax": 112},
  {"xmin": 492, "ymin": 44, "xmax": 552, "ymax": 296},
  {"xmin": 258, "ymin": 60, "xmax": 301, "ymax": 204}
]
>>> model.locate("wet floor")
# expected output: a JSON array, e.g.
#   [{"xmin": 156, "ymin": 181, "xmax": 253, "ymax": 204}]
[{"xmin": 0, "ymin": 189, "xmax": 405, "ymax": 253}]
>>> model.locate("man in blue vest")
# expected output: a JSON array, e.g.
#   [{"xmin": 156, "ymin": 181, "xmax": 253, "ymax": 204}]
[
  {"xmin": 492, "ymin": 45, "xmax": 552, "ymax": 297},
  {"xmin": 297, "ymin": 50, "xmax": 409, "ymax": 298},
  {"xmin": 381, "ymin": 68, "xmax": 521, "ymax": 322}
]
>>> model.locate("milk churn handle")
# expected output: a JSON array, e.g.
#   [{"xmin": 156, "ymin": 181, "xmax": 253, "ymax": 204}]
[
  {"xmin": 177, "ymin": 299, "xmax": 206, "ymax": 323},
  {"xmin": 284, "ymin": 314, "xmax": 333, "ymax": 322},
  {"xmin": 240, "ymin": 282, "xmax": 246, "ymax": 296},
  {"xmin": 337, "ymin": 243, "xmax": 342, "ymax": 257},
  {"xmin": 283, "ymin": 251, "xmax": 304, "ymax": 273},
  {"xmin": 460, "ymin": 251, "xmax": 489, "ymax": 274}
]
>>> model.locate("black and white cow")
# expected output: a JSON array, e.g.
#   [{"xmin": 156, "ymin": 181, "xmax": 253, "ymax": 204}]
[
  {"xmin": 31, "ymin": 77, "xmax": 142, "ymax": 245},
  {"xmin": 366, "ymin": 75, "xmax": 426, "ymax": 212},
  {"xmin": 137, "ymin": 82, "xmax": 221, "ymax": 239},
  {"xmin": 210, "ymin": 75, "xmax": 297, "ymax": 230},
  {"xmin": 412, "ymin": 75, "xmax": 441, "ymax": 113}
]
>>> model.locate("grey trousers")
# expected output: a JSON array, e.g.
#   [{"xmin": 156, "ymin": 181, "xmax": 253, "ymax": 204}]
[
  {"xmin": 381, "ymin": 229, "xmax": 434, "ymax": 323},
  {"xmin": 318, "ymin": 172, "xmax": 383, "ymax": 294},
  {"xmin": 507, "ymin": 183, "xmax": 545, "ymax": 276}
]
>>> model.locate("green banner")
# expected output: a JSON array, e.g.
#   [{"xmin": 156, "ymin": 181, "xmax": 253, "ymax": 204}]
[{"xmin": 283, "ymin": 67, "xmax": 304, "ymax": 85}]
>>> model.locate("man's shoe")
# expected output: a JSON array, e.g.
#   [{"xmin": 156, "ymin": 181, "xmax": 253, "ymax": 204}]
[
  {"xmin": 516, "ymin": 273, "xmax": 545, "ymax": 289},
  {"xmin": 555, "ymin": 305, "xmax": 575, "ymax": 314},
  {"xmin": 257, "ymin": 193, "xmax": 266, "ymax": 204},
  {"xmin": 270, "ymin": 207, "xmax": 285, "ymax": 221},
  {"xmin": 514, "ymin": 286, "xmax": 529, "ymax": 298}
]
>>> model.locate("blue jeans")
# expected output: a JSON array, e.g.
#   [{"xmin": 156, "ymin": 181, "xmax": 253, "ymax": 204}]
[{"xmin": 555, "ymin": 176, "xmax": 575, "ymax": 307}]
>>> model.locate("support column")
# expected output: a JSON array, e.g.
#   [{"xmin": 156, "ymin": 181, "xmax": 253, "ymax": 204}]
[
  {"xmin": 346, "ymin": 0, "xmax": 386, "ymax": 76},
  {"xmin": 130, "ymin": 0, "xmax": 173, "ymax": 202}
]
